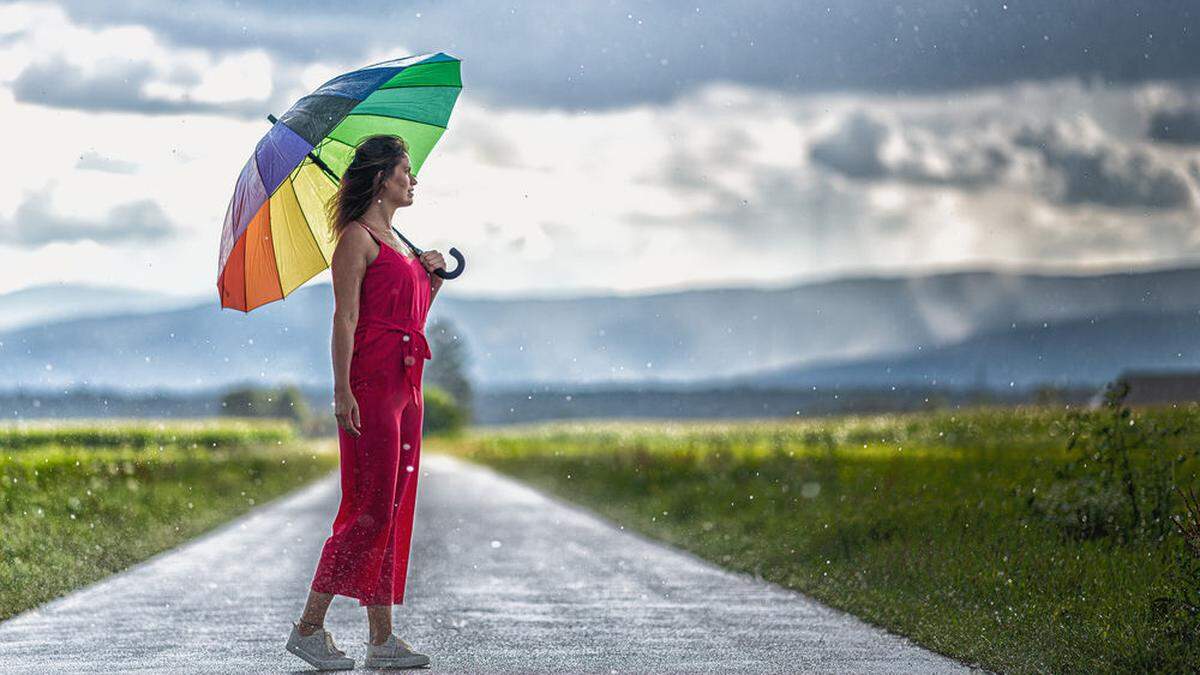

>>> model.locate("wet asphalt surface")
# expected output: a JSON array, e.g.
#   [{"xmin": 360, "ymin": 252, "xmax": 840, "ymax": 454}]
[{"xmin": 0, "ymin": 451, "xmax": 981, "ymax": 673}]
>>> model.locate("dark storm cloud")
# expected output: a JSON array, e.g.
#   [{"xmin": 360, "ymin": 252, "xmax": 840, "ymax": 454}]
[
  {"xmin": 39, "ymin": 0, "xmax": 1200, "ymax": 113},
  {"xmin": 808, "ymin": 112, "xmax": 891, "ymax": 180},
  {"xmin": 808, "ymin": 110, "xmax": 1011, "ymax": 188},
  {"xmin": 806, "ymin": 107, "xmax": 1193, "ymax": 211},
  {"xmin": 1148, "ymin": 106, "xmax": 1200, "ymax": 144},
  {"xmin": 635, "ymin": 134, "xmax": 1200, "ymax": 275},
  {"xmin": 11, "ymin": 56, "xmax": 294, "ymax": 119},
  {"xmin": 1013, "ymin": 121, "xmax": 1194, "ymax": 210},
  {"xmin": 1, "ymin": 195, "xmax": 178, "ymax": 245}
]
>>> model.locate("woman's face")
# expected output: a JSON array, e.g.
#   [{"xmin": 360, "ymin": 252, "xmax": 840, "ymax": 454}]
[{"xmin": 379, "ymin": 153, "xmax": 417, "ymax": 207}]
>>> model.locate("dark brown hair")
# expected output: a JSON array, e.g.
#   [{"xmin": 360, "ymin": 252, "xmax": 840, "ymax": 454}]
[{"xmin": 326, "ymin": 134, "xmax": 410, "ymax": 243}]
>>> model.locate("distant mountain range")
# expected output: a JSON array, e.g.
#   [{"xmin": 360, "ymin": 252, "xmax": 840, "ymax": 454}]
[
  {"xmin": 0, "ymin": 284, "xmax": 204, "ymax": 332},
  {"xmin": 727, "ymin": 308, "xmax": 1200, "ymax": 390},
  {"xmin": 3, "ymin": 264, "xmax": 1200, "ymax": 394}
]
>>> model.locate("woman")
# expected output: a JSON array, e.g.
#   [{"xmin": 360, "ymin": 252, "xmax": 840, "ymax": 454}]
[{"xmin": 285, "ymin": 134, "xmax": 446, "ymax": 671}]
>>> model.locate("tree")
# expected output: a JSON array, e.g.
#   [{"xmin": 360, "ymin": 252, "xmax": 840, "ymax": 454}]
[
  {"xmin": 424, "ymin": 317, "xmax": 474, "ymax": 420},
  {"xmin": 220, "ymin": 383, "xmax": 310, "ymax": 423}
]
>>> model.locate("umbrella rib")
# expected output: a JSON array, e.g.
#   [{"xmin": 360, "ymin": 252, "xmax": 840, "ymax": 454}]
[
  {"xmin": 243, "ymin": 213, "xmax": 249, "ymax": 313},
  {"xmin": 247, "ymin": 142, "xmax": 268, "ymax": 311},
  {"xmin": 311, "ymin": 155, "xmax": 340, "ymax": 185},
  {"xmin": 294, "ymin": 149, "xmax": 341, "ymax": 187},
  {"xmin": 310, "ymin": 138, "xmax": 355, "ymax": 183},
  {"xmin": 377, "ymin": 83, "xmax": 463, "ymax": 91}
]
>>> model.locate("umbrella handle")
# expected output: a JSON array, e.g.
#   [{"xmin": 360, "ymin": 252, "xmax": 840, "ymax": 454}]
[{"xmin": 433, "ymin": 247, "xmax": 466, "ymax": 279}]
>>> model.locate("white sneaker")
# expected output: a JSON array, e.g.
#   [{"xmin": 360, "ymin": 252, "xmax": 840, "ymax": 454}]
[
  {"xmin": 363, "ymin": 633, "xmax": 431, "ymax": 669},
  {"xmin": 286, "ymin": 621, "xmax": 356, "ymax": 671}
]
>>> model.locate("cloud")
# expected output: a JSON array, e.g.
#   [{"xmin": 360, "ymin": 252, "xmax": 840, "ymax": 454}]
[
  {"xmin": 619, "ymin": 77, "xmax": 1200, "ymax": 291},
  {"xmin": 75, "ymin": 150, "xmax": 138, "ymax": 174},
  {"xmin": 1148, "ymin": 106, "xmax": 1200, "ymax": 144},
  {"xmin": 808, "ymin": 112, "xmax": 891, "ymax": 180},
  {"xmin": 33, "ymin": 0, "xmax": 1200, "ymax": 113},
  {"xmin": 1013, "ymin": 117, "xmax": 1193, "ymax": 210},
  {"xmin": 17, "ymin": 56, "xmax": 191, "ymax": 115},
  {"xmin": 1, "ymin": 193, "xmax": 178, "ymax": 245},
  {"xmin": 449, "ymin": 115, "xmax": 527, "ymax": 169},
  {"xmin": 3, "ymin": 17, "xmax": 1200, "ymax": 301},
  {"xmin": 807, "ymin": 103, "xmax": 1194, "ymax": 212},
  {"xmin": 808, "ymin": 109, "xmax": 1012, "ymax": 188},
  {"xmin": 0, "ymin": 5, "xmax": 285, "ymax": 118},
  {"xmin": 11, "ymin": 54, "xmax": 280, "ymax": 118}
]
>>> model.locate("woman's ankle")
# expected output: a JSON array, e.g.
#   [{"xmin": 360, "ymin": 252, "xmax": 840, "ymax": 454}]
[{"xmin": 297, "ymin": 617, "xmax": 324, "ymax": 636}]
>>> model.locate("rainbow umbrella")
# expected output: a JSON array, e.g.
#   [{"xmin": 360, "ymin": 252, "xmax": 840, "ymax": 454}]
[{"xmin": 217, "ymin": 51, "xmax": 465, "ymax": 312}]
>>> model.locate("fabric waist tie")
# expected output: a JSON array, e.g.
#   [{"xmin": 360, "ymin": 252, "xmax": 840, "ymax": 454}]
[{"xmin": 354, "ymin": 317, "xmax": 432, "ymax": 404}]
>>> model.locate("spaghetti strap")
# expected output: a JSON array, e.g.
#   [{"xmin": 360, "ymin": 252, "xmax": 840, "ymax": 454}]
[
  {"xmin": 356, "ymin": 221, "xmax": 382, "ymax": 244},
  {"xmin": 356, "ymin": 221, "xmax": 415, "ymax": 261}
]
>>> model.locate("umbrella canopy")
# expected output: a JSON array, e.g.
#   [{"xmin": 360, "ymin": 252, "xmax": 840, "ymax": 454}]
[{"xmin": 217, "ymin": 51, "xmax": 462, "ymax": 312}]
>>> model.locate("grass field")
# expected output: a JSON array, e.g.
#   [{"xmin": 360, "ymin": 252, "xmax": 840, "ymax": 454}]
[
  {"xmin": 0, "ymin": 419, "xmax": 338, "ymax": 621},
  {"xmin": 428, "ymin": 403, "xmax": 1200, "ymax": 673}
]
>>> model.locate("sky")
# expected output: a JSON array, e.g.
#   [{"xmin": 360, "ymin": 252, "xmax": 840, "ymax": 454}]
[{"xmin": 0, "ymin": 0, "xmax": 1198, "ymax": 300}]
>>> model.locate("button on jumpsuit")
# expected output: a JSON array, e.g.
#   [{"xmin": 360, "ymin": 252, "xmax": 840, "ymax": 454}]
[{"xmin": 310, "ymin": 221, "xmax": 433, "ymax": 606}]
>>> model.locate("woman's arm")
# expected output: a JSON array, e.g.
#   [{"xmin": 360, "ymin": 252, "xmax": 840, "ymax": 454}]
[{"xmin": 330, "ymin": 230, "xmax": 369, "ymax": 394}]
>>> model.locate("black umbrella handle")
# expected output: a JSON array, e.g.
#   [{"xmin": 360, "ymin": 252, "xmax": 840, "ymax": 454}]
[
  {"xmin": 267, "ymin": 113, "xmax": 467, "ymax": 280},
  {"xmin": 390, "ymin": 226, "xmax": 465, "ymax": 279},
  {"xmin": 434, "ymin": 248, "xmax": 466, "ymax": 279}
]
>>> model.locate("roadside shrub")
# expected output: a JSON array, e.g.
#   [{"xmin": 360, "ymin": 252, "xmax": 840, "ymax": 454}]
[
  {"xmin": 1027, "ymin": 476, "xmax": 1128, "ymax": 541},
  {"xmin": 1038, "ymin": 380, "xmax": 1193, "ymax": 542},
  {"xmin": 1152, "ymin": 485, "xmax": 1200, "ymax": 646}
]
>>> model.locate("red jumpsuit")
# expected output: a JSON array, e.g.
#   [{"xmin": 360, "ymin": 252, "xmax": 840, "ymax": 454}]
[{"xmin": 310, "ymin": 221, "xmax": 433, "ymax": 606}]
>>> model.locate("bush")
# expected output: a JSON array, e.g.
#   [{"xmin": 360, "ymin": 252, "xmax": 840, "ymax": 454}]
[
  {"xmin": 1043, "ymin": 380, "xmax": 1193, "ymax": 542},
  {"xmin": 1153, "ymin": 486, "xmax": 1200, "ymax": 646},
  {"xmin": 219, "ymin": 384, "xmax": 309, "ymax": 422},
  {"xmin": 1027, "ymin": 476, "xmax": 1128, "ymax": 541},
  {"xmin": 423, "ymin": 385, "xmax": 468, "ymax": 435}
]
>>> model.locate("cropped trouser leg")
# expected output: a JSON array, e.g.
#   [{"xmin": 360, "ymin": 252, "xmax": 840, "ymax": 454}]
[
  {"xmin": 362, "ymin": 385, "xmax": 423, "ymax": 606},
  {"xmin": 310, "ymin": 370, "xmax": 422, "ymax": 607}
]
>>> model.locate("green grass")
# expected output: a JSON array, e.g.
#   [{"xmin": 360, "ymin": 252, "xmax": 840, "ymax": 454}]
[
  {"xmin": 0, "ymin": 419, "xmax": 337, "ymax": 621},
  {"xmin": 429, "ymin": 405, "xmax": 1200, "ymax": 673},
  {"xmin": 0, "ymin": 417, "xmax": 296, "ymax": 451}
]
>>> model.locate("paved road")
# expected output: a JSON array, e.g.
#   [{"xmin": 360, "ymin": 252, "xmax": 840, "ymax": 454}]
[{"xmin": 0, "ymin": 451, "xmax": 979, "ymax": 673}]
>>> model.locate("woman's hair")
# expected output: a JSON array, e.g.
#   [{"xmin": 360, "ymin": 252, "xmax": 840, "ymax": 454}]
[{"xmin": 325, "ymin": 134, "xmax": 410, "ymax": 243}]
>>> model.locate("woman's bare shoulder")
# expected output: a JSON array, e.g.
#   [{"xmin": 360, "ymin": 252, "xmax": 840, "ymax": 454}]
[{"xmin": 332, "ymin": 225, "xmax": 374, "ymax": 268}]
